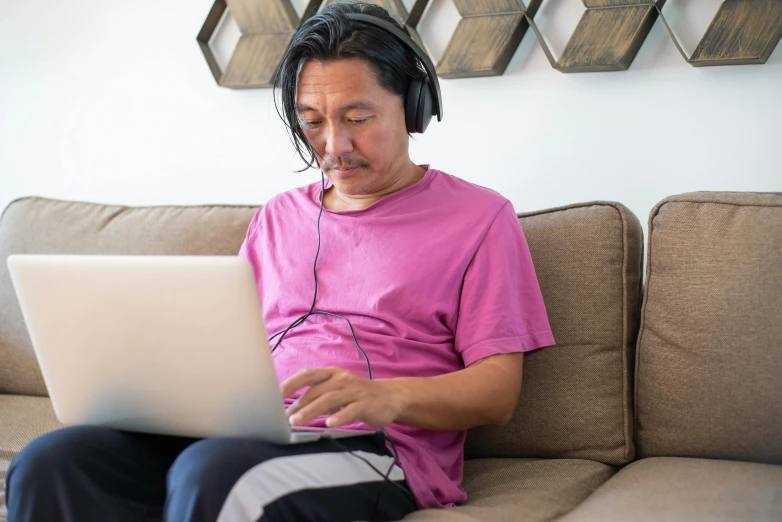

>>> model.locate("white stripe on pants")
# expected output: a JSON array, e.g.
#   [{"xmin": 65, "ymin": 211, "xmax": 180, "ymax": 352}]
[{"xmin": 216, "ymin": 450, "xmax": 405, "ymax": 522}]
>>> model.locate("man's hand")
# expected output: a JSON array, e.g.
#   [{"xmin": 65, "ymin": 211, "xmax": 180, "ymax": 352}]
[
  {"xmin": 281, "ymin": 353, "xmax": 524, "ymax": 432},
  {"xmin": 281, "ymin": 368, "xmax": 406, "ymax": 429}
]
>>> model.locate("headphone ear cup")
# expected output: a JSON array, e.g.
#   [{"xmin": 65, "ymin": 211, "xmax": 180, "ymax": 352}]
[
  {"xmin": 405, "ymin": 77, "xmax": 423, "ymax": 133},
  {"xmin": 405, "ymin": 77, "xmax": 434, "ymax": 134},
  {"xmin": 416, "ymin": 76, "xmax": 434, "ymax": 134}
]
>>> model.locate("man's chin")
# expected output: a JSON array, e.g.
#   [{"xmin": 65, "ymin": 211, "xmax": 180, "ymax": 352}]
[{"xmin": 329, "ymin": 178, "xmax": 372, "ymax": 198}]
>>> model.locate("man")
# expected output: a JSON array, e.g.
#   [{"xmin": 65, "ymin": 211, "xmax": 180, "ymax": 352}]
[{"xmin": 6, "ymin": 3, "xmax": 554, "ymax": 521}]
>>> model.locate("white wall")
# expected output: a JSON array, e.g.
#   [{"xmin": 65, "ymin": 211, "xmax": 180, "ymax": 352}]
[{"xmin": 1, "ymin": 0, "xmax": 780, "ymax": 236}]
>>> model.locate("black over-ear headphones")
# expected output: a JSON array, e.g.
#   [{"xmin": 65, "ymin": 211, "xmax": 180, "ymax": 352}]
[{"xmin": 344, "ymin": 13, "xmax": 443, "ymax": 134}]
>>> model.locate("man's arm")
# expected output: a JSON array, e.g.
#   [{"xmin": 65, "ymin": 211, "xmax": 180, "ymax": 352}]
[
  {"xmin": 388, "ymin": 352, "xmax": 524, "ymax": 430},
  {"xmin": 281, "ymin": 352, "xmax": 524, "ymax": 431}
]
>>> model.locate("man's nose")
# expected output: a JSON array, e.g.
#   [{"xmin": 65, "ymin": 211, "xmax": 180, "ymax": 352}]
[{"xmin": 324, "ymin": 123, "xmax": 353, "ymax": 158}]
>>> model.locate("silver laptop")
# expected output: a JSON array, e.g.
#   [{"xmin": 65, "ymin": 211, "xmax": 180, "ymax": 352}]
[{"xmin": 7, "ymin": 254, "xmax": 369, "ymax": 444}]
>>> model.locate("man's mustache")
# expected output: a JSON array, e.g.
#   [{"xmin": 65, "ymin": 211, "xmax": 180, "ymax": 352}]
[{"xmin": 322, "ymin": 158, "xmax": 366, "ymax": 170}]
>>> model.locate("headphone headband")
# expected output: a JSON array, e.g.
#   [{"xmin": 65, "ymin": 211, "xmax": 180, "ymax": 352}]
[{"xmin": 344, "ymin": 12, "xmax": 443, "ymax": 123}]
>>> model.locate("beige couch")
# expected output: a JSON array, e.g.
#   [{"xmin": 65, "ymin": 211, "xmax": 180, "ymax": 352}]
[{"xmin": 1, "ymin": 192, "xmax": 780, "ymax": 521}]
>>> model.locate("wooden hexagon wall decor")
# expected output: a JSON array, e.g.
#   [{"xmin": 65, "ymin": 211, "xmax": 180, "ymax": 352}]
[
  {"xmin": 319, "ymin": 0, "xmax": 429, "ymax": 26},
  {"xmin": 197, "ymin": 0, "xmax": 782, "ymax": 88},
  {"xmin": 556, "ymin": 0, "xmax": 666, "ymax": 72},
  {"xmin": 197, "ymin": 0, "xmax": 321, "ymax": 88},
  {"xmin": 318, "ymin": 0, "xmax": 430, "ymax": 48},
  {"xmin": 436, "ymin": 0, "xmax": 543, "ymax": 79},
  {"xmin": 687, "ymin": 0, "xmax": 782, "ymax": 66}
]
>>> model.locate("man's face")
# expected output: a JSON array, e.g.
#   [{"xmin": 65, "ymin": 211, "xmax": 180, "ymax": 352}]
[{"xmin": 296, "ymin": 58, "xmax": 411, "ymax": 196}]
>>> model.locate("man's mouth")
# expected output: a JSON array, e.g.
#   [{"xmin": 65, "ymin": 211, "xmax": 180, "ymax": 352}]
[{"xmin": 332, "ymin": 165, "xmax": 360, "ymax": 175}]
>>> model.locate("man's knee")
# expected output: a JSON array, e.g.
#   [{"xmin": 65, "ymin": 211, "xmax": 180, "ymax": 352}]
[
  {"xmin": 10, "ymin": 426, "xmax": 91, "ymax": 479},
  {"xmin": 7, "ymin": 425, "xmax": 111, "ymax": 501},
  {"xmin": 167, "ymin": 438, "xmax": 240, "ymax": 494},
  {"xmin": 167, "ymin": 438, "xmax": 274, "ymax": 522}
]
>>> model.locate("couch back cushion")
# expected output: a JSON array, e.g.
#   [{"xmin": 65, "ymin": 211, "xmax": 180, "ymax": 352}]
[
  {"xmin": 0, "ymin": 197, "xmax": 258, "ymax": 396},
  {"xmin": 636, "ymin": 192, "xmax": 782, "ymax": 464},
  {"xmin": 466, "ymin": 202, "xmax": 644, "ymax": 466}
]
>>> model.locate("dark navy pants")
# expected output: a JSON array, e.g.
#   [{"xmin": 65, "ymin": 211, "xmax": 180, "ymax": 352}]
[{"xmin": 5, "ymin": 426, "xmax": 417, "ymax": 521}]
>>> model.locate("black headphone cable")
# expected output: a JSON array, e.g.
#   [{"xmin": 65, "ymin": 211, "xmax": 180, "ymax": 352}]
[{"xmin": 268, "ymin": 171, "xmax": 417, "ymax": 509}]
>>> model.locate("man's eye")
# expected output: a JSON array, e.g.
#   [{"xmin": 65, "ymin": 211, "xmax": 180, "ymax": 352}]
[
  {"xmin": 301, "ymin": 121, "xmax": 321, "ymax": 129},
  {"xmin": 348, "ymin": 118, "xmax": 368, "ymax": 125}
]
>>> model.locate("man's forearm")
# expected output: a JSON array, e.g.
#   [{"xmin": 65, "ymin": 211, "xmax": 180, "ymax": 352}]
[{"xmin": 383, "ymin": 353, "xmax": 524, "ymax": 431}]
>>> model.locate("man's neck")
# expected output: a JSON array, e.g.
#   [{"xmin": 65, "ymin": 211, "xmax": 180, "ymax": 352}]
[{"xmin": 324, "ymin": 163, "xmax": 426, "ymax": 212}]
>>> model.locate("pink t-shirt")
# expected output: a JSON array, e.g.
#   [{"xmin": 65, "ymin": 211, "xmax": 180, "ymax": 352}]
[{"xmin": 238, "ymin": 166, "xmax": 554, "ymax": 509}]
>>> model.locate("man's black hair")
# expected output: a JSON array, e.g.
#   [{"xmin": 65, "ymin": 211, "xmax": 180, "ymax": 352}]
[{"xmin": 273, "ymin": 2, "xmax": 426, "ymax": 170}]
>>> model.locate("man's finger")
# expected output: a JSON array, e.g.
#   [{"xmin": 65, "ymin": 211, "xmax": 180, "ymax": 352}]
[
  {"xmin": 279, "ymin": 368, "xmax": 336, "ymax": 399},
  {"xmin": 325, "ymin": 402, "xmax": 362, "ymax": 428},
  {"xmin": 289, "ymin": 391, "xmax": 354, "ymax": 426},
  {"xmin": 286, "ymin": 376, "xmax": 344, "ymax": 417}
]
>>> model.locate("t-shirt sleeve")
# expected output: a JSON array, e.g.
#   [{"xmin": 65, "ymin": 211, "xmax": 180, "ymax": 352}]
[{"xmin": 454, "ymin": 201, "xmax": 555, "ymax": 367}]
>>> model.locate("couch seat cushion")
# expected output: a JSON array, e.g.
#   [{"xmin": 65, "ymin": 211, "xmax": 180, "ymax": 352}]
[
  {"xmin": 559, "ymin": 457, "xmax": 782, "ymax": 522},
  {"xmin": 0, "ymin": 394, "xmax": 62, "ymax": 520},
  {"xmin": 404, "ymin": 458, "xmax": 614, "ymax": 522}
]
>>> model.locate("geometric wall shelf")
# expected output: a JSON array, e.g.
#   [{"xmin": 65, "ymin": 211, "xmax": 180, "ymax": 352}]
[
  {"xmin": 318, "ymin": 0, "xmax": 431, "ymax": 48},
  {"xmin": 522, "ymin": 0, "xmax": 667, "ymax": 73},
  {"xmin": 197, "ymin": 0, "xmax": 321, "ymax": 88},
  {"xmin": 319, "ymin": 0, "xmax": 429, "ymax": 26},
  {"xmin": 197, "ymin": 0, "xmax": 232, "ymax": 86},
  {"xmin": 658, "ymin": 0, "xmax": 782, "ymax": 66},
  {"xmin": 436, "ymin": 0, "xmax": 543, "ymax": 78},
  {"xmin": 196, "ymin": 0, "xmax": 782, "ymax": 88},
  {"xmin": 559, "ymin": 0, "xmax": 666, "ymax": 72}
]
